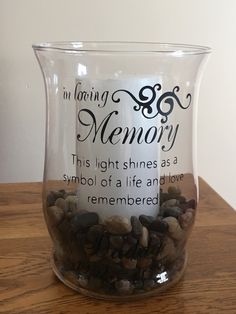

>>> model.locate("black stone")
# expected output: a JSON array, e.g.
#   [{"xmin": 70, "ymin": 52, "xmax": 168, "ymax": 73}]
[
  {"xmin": 86, "ymin": 224, "xmax": 104, "ymax": 244},
  {"xmin": 131, "ymin": 216, "xmax": 143, "ymax": 238},
  {"xmin": 139, "ymin": 215, "xmax": 155, "ymax": 228},
  {"xmin": 97, "ymin": 235, "xmax": 109, "ymax": 257},
  {"xmin": 70, "ymin": 212, "xmax": 99, "ymax": 232}
]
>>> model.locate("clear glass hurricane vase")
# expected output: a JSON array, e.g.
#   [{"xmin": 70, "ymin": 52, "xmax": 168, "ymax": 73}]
[{"xmin": 33, "ymin": 42, "xmax": 210, "ymax": 300}]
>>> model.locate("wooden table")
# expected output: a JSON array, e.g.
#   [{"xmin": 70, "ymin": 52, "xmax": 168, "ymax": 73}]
[{"xmin": 0, "ymin": 179, "xmax": 236, "ymax": 314}]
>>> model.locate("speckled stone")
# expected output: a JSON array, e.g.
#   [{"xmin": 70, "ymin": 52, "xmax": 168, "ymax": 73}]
[{"xmin": 105, "ymin": 215, "xmax": 132, "ymax": 235}]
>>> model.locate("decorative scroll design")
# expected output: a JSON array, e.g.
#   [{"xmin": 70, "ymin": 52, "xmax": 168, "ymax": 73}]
[{"xmin": 112, "ymin": 84, "xmax": 191, "ymax": 123}]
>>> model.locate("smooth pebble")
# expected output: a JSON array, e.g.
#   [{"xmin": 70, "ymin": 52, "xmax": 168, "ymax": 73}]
[
  {"xmin": 105, "ymin": 215, "xmax": 132, "ymax": 235},
  {"xmin": 163, "ymin": 216, "xmax": 183, "ymax": 240},
  {"xmin": 47, "ymin": 206, "xmax": 64, "ymax": 227},
  {"xmin": 139, "ymin": 226, "xmax": 149, "ymax": 248}
]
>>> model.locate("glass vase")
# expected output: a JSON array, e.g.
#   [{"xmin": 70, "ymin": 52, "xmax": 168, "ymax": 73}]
[{"xmin": 33, "ymin": 42, "xmax": 210, "ymax": 300}]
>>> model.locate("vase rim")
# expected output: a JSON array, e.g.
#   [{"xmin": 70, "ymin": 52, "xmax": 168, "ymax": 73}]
[{"xmin": 32, "ymin": 41, "xmax": 211, "ymax": 55}]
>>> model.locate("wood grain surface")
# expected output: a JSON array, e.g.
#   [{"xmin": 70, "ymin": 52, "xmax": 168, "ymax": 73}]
[{"xmin": 0, "ymin": 179, "xmax": 236, "ymax": 314}]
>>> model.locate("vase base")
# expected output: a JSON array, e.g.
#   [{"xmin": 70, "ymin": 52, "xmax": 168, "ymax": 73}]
[{"xmin": 51, "ymin": 251, "xmax": 187, "ymax": 301}]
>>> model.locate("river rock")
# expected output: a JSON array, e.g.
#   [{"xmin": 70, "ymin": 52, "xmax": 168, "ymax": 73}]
[
  {"xmin": 70, "ymin": 211, "xmax": 99, "ymax": 232},
  {"xmin": 110, "ymin": 235, "xmax": 124, "ymax": 249},
  {"xmin": 139, "ymin": 226, "xmax": 149, "ymax": 248},
  {"xmin": 179, "ymin": 209, "xmax": 194, "ymax": 229},
  {"xmin": 86, "ymin": 224, "xmax": 104, "ymax": 244},
  {"xmin": 157, "ymin": 237, "xmax": 176, "ymax": 261},
  {"xmin": 46, "ymin": 192, "xmax": 56, "ymax": 207},
  {"xmin": 105, "ymin": 215, "xmax": 132, "ymax": 235},
  {"xmin": 97, "ymin": 235, "xmax": 109, "ymax": 257},
  {"xmin": 161, "ymin": 199, "xmax": 179, "ymax": 208},
  {"xmin": 149, "ymin": 218, "xmax": 169, "ymax": 233},
  {"xmin": 160, "ymin": 192, "xmax": 177, "ymax": 204},
  {"xmin": 139, "ymin": 215, "xmax": 155, "ymax": 228},
  {"xmin": 187, "ymin": 199, "xmax": 196, "ymax": 209},
  {"xmin": 163, "ymin": 216, "xmax": 183, "ymax": 240},
  {"xmin": 176, "ymin": 195, "xmax": 186, "ymax": 204},
  {"xmin": 148, "ymin": 233, "xmax": 161, "ymax": 254},
  {"xmin": 131, "ymin": 216, "xmax": 143, "ymax": 238},
  {"xmin": 126, "ymin": 235, "xmax": 138, "ymax": 246},
  {"xmin": 55, "ymin": 197, "xmax": 66, "ymax": 210},
  {"xmin": 47, "ymin": 206, "xmax": 64, "ymax": 227},
  {"xmin": 163, "ymin": 207, "xmax": 183, "ymax": 218},
  {"xmin": 65, "ymin": 195, "xmax": 80, "ymax": 216},
  {"xmin": 168, "ymin": 186, "xmax": 181, "ymax": 196}
]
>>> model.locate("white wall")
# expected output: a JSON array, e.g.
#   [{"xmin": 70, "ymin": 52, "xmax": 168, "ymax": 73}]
[{"xmin": 0, "ymin": 0, "xmax": 235, "ymax": 209}]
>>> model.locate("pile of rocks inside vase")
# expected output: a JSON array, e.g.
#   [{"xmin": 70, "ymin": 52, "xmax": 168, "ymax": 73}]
[{"xmin": 45, "ymin": 186, "xmax": 196, "ymax": 296}]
